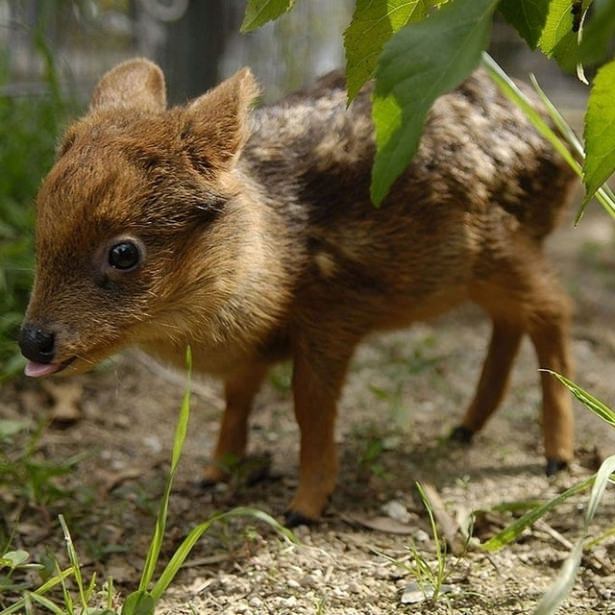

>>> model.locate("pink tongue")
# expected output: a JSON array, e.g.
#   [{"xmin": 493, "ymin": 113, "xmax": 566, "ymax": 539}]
[{"xmin": 25, "ymin": 361, "xmax": 61, "ymax": 378}]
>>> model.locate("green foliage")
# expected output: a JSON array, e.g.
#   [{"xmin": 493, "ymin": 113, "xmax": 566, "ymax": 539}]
[
  {"xmin": 544, "ymin": 370, "xmax": 615, "ymax": 428},
  {"xmin": 377, "ymin": 482, "xmax": 450, "ymax": 604},
  {"xmin": 2, "ymin": 350, "xmax": 294, "ymax": 614},
  {"xmin": 0, "ymin": 48, "xmax": 73, "ymax": 379},
  {"xmin": 0, "ymin": 418, "xmax": 81, "ymax": 507},
  {"xmin": 481, "ymin": 476, "xmax": 594, "ymax": 552},
  {"xmin": 500, "ymin": 0, "xmax": 615, "ymax": 73},
  {"xmin": 583, "ymin": 59, "xmax": 615, "ymax": 207},
  {"xmin": 482, "ymin": 53, "xmax": 615, "ymax": 221},
  {"xmin": 533, "ymin": 455, "xmax": 615, "ymax": 615},
  {"xmin": 242, "ymin": 0, "xmax": 615, "ymax": 208},
  {"xmin": 241, "ymin": 0, "xmax": 295, "ymax": 32},
  {"xmin": 480, "ymin": 374, "xmax": 615, "ymax": 613},
  {"xmin": 343, "ymin": 0, "xmax": 429, "ymax": 103},
  {"xmin": 500, "ymin": 0, "xmax": 594, "ymax": 67},
  {"xmin": 537, "ymin": 0, "xmax": 587, "ymax": 58},
  {"xmin": 498, "ymin": 0, "xmax": 552, "ymax": 49},
  {"xmin": 562, "ymin": 0, "xmax": 615, "ymax": 70},
  {"xmin": 370, "ymin": 0, "xmax": 497, "ymax": 204}
]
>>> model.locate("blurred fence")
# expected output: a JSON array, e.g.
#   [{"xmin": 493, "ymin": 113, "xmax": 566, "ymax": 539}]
[
  {"xmin": 0, "ymin": 0, "xmax": 587, "ymax": 105},
  {"xmin": 0, "ymin": 0, "xmax": 353, "ymax": 104}
]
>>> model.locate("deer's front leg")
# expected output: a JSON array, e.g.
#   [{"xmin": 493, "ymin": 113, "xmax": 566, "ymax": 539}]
[
  {"xmin": 202, "ymin": 362, "xmax": 268, "ymax": 484},
  {"xmin": 286, "ymin": 341, "xmax": 355, "ymax": 525}
]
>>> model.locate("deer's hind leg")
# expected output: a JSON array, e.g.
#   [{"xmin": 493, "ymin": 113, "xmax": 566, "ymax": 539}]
[
  {"xmin": 450, "ymin": 319, "xmax": 523, "ymax": 443},
  {"xmin": 456, "ymin": 248, "xmax": 574, "ymax": 474}
]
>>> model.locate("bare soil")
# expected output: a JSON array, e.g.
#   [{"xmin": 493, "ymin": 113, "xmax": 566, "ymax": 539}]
[{"xmin": 1, "ymin": 208, "xmax": 614, "ymax": 614}]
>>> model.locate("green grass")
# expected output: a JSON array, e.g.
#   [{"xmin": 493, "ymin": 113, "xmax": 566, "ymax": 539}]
[
  {"xmin": 1, "ymin": 349, "xmax": 295, "ymax": 614},
  {"xmin": 0, "ymin": 39, "xmax": 76, "ymax": 379},
  {"xmin": 480, "ymin": 376, "xmax": 615, "ymax": 615}
]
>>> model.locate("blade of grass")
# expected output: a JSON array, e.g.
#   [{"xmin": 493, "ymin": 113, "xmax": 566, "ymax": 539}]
[
  {"xmin": 584, "ymin": 454, "xmax": 615, "ymax": 526},
  {"xmin": 481, "ymin": 476, "xmax": 594, "ymax": 552},
  {"xmin": 585, "ymin": 525, "xmax": 615, "ymax": 550},
  {"xmin": 542, "ymin": 370, "xmax": 615, "ymax": 428},
  {"xmin": 529, "ymin": 74, "xmax": 585, "ymax": 156},
  {"xmin": 55, "ymin": 559, "xmax": 74, "ymax": 615},
  {"xmin": 531, "ymin": 455, "xmax": 615, "ymax": 615},
  {"xmin": 481, "ymin": 52, "xmax": 615, "ymax": 222},
  {"xmin": 481, "ymin": 53, "xmax": 580, "ymax": 172},
  {"xmin": 26, "ymin": 592, "xmax": 66, "ymax": 615},
  {"xmin": 150, "ymin": 506, "xmax": 295, "ymax": 601},
  {"xmin": 138, "ymin": 347, "xmax": 192, "ymax": 592},
  {"xmin": 0, "ymin": 567, "xmax": 75, "ymax": 615},
  {"xmin": 58, "ymin": 515, "xmax": 87, "ymax": 610},
  {"xmin": 106, "ymin": 576, "xmax": 114, "ymax": 610},
  {"xmin": 416, "ymin": 482, "xmax": 446, "ymax": 601},
  {"xmin": 533, "ymin": 541, "xmax": 583, "ymax": 615}
]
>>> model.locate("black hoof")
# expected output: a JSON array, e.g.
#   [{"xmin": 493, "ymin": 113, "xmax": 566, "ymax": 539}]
[
  {"xmin": 284, "ymin": 510, "xmax": 317, "ymax": 528},
  {"xmin": 546, "ymin": 458, "xmax": 568, "ymax": 476},
  {"xmin": 198, "ymin": 477, "xmax": 221, "ymax": 490},
  {"xmin": 450, "ymin": 425, "xmax": 474, "ymax": 444}
]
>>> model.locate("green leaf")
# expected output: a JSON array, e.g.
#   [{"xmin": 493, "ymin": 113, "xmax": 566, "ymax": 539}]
[
  {"xmin": 0, "ymin": 566, "xmax": 76, "ymax": 615},
  {"xmin": 569, "ymin": 0, "xmax": 615, "ymax": 69},
  {"xmin": 121, "ymin": 591, "xmax": 155, "ymax": 615},
  {"xmin": 25, "ymin": 592, "xmax": 66, "ymax": 615},
  {"xmin": 241, "ymin": 0, "xmax": 295, "ymax": 32},
  {"xmin": 538, "ymin": 0, "xmax": 578, "ymax": 55},
  {"xmin": 151, "ymin": 507, "xmax": 295, "ymax": 601},
  {"xmin": 583, "ymin": 59, "xmax": 615, "ymax": 206},
  {"xmin": 482, "ymin": 54, "xmax": 615, "ymax": 222},
  {"xmin": 584, "ymin": 454, "xmax": 615, "ymax": 526},
  {"xmin": 532, "ymin": 455, "xmax": 615, "ymax": 614},
  {"xmin": 533, "ymin": 541, "xmax": 583, "ymax": 615},
  {"xmin": 344, "ymin": 0, "xmax": 430, "ymax": 103},
  {"xmin": 139, "ymin": 347, "xmax": 192, "ymax": 593},
  {"xmin": 58, "ymin": 515, "xmax": 88, "ymax": 610},
  {"xmin": 371, "ymin": 0, "xmax": 498, "ymax": 205},
  {"xmin": 498, "ymin": 0, "xmax": 551, "ymax": 49},
  {"xmin": 481, "ymin": 476, "xmax": 594, "ymax": 552},
  {"xmin": 0, "ymin": 419, "xmax": 30, "ymax": 438},
  {"xmin": 543, "ymin": 370, "xmax": 615, "ymax": 428},
  {"xmin": 1, "ymin": 550, "xmax": 29, "ymax": 569}
]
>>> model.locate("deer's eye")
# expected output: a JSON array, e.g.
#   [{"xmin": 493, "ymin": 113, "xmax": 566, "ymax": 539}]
[{"xmin": 108, "ymin": 241, "xmax": 141, "ymax": 270}]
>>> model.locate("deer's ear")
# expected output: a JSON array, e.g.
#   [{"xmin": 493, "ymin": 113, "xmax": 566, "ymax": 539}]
[
  {"xmin": 182, "ymin": 68, "xmax": 260, "ymax": 172},
  {"xmin": 90, "ymin": 58, "xmax": 166, "ymax": 113}
]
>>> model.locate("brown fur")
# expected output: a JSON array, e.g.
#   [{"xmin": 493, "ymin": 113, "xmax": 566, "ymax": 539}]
[{"xmin": 24, "ymin": 58, "xmax": 577, "ymax": 521}]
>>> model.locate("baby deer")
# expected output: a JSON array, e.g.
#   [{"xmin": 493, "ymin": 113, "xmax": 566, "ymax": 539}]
[{"xmin": 20, "ymin": 59, "xmax": 577, "ymax": 524}]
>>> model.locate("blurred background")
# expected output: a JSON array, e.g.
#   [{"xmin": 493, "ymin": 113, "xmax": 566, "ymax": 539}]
[
  {"xmin": 1, "ymin": 0, "xmax": 590, "ymax": 103},
  {"xmin": 0, "ymin": 0, "xmax": 595, "ymax": 377}
]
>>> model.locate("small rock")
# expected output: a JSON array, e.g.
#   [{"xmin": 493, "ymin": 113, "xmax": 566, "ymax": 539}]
[
  {"xmin": 348, "ymin": 581, "xmax": 362, "ymax": 594},
  {"xmin": 381, "ymin": 500, "xmax": 411, "ymax": 523},
  {"xmin": 248, "ymin": 596, "xmax": 262, "ymax": 608},
  {"xmin": 414, "ymin": 529, "xmax": 430, "ymax": 542},
  {"xmin": 401, "ymin": 582, "xmax": 456, "ymax": 604},
  {"xmin": 300, "ymin": 573, "xmax": 318, "ymax": 588},
  {"xmin": 287, "ymin": 579, "xmax": 300, "ymax": 589},
  {"xmin": 282, "ymin": 596, "xmax": 298, "ymax": 607}
]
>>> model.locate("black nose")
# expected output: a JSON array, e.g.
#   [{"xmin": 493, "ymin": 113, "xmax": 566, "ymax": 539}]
[{"xmin": 19, "ymin": 324, "xmax": 56, "ymax": 364}]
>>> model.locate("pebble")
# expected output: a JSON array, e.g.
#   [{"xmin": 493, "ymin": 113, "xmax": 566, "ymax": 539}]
[
  {"xmin": 414, "ymin": 529, "xmax": 430, "ymax": 542},
  {"xmin": 300, "ymin": 573, "xmax": 319, "ymax": 588},
  {"xmin": 381, "ymin": 499, "xmax": 411, "ymax": 523}
]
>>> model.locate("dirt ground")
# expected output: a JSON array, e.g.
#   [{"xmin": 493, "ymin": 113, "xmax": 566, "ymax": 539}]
[{"xmin": 1, "ymin": 206, "xmax": 614, "ymax": 614}]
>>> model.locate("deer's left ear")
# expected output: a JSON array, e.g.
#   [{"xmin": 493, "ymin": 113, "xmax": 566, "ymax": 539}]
[
  {"xmin": 182, "ymin": 68, "xmax": 260, "ymax": 172},
  {"xmin": 90, "ymin": 58, "xmax": 166, "ymax": 113}
]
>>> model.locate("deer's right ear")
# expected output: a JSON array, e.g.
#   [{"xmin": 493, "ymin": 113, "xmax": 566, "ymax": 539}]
[{"xmin": 90, "ymin": 58, "xmax": 166, "ymax": 113}]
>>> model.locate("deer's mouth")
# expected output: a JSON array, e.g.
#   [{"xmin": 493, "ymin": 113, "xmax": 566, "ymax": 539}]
[{"xmin": 24, "ymin": 356, "xmax": 76, "ymax": 378}]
